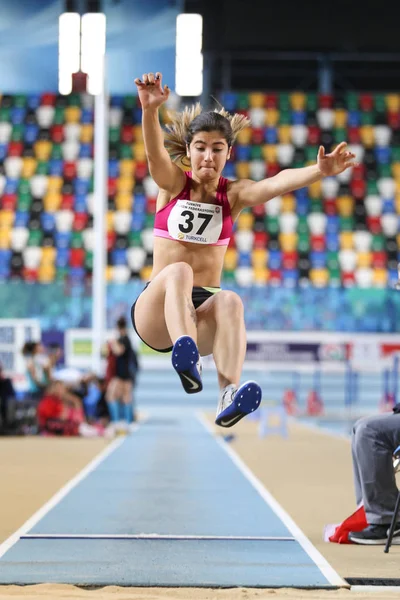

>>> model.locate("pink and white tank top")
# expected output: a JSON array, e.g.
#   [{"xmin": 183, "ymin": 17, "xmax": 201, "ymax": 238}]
[{"xmin": 153, "ymin": 171, "xmax": 233, "ymax": 246}]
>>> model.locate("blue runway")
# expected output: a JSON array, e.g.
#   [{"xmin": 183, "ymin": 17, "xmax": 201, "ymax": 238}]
[{"xmin": 0, "ymin": 411, "xmax": 346, "ymax": 588}]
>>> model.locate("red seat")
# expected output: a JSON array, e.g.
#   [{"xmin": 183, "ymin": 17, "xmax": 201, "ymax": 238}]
[
  {"xmin": 282, "ymin": 250, "xmax": 298, "ymax": 269},
  {"xmin": 51, "ymin": 125, "xmax": 64, "ymax": 143},
  {"xmin": 351, "ymin": 164, "xmax": 365, "ymax": 181},
  {"xmin": 310, "ymin": 234, "xmax": 326, "ymax": 251},
  {"xmin": 251, "ymin": 128, "xmax": 264, "ymax": 145},
  {"xmin": 61, "ymin": 194, "xmax": 74, "ymax": 210},
  {"xmin": 121, "ymin": 125, "xmax": 134, "ymax": 144},
  {"xmin": 73, "ymin": 213, "xmax": 89, "ymax": 231},
  {"xmin": 359, "ymin": 94, "xmax": 374, "ymax": 112},
  {"xmin": 307, "ymin": 126, "xmax": 321, "ymax": 145},
  {"xmin": 342, "ymin": 272, "xmax": 355, "ymax": 287},
  {"xmin": 23, "ymin": 268, "xmax": 39, "ymax": 282},
  {"xmin": 269, "ymin": 269, "xmax": 283, "ymax": 285},
  {"xmin": 348, "ymin": 127, "xmax": 361, "ymax": 144},
  {"xmin": 135, "ymin": 161, "xmax": 148, "ymax": 180},
  {"xmin": 324, "ymin": 199, "xmax": 337, "ymax": 215},
  {"xmin": 252, "ymin": 205, "xmax": 265, "ymax": 217},
  {"xmin": 8, "ymin": 141, "xmax": 23, "ymax": 157},
  {"xmin": 267, "ymin": 163, "xmax": 280, "ymax": 177},
  {"xmin": 41, "ymin": 93, "xmax": 57, "ymax": 106},
  {"xmin": 319, "ymin": 94, "xmax": 334, "ymax": 109},
  {"xmin": 388, "ymin": 112, "xmax": 400, "ymax": 129},
  {"xmin": 350, "ymin": 179, "xmax": 366, "ymax": 200},
  {"xmin": 147, "ymin": 197, "xmax": 157, "ymax": 214},
  {"xmin": 1, "ymin": 193, "xmax": 17, "ymax": 210},
  {"xmin": 253, "ymin": 231, "xmax": 268, "ymax": 248},
  {"xmin": 69, "ymin": 248, "xmax": 85, "ymax": 267},
  {"xmin": 266, "ymin": 94, "xmax": 278, "ymax": 109},
  {"xmin": 372, "ymin": 251, "xmax": 387, "ymax": 268},
  {"xmin": 367, "ymin": 216, "xmax": 381, "ymax": 234},
  {"xmin": 108, "ymin": 177, "xmax": 117, "ymax": 197},
  {"xmin": 228, "ymin": 235, "xmax": 236, "ymax": 249},
  {"xmin": 107, "ymin": 231, "xmax": 116, "ymax": 250},
  {"xmin": 63, "ymin": 161, "xmax": 77, "ymax": 180}
]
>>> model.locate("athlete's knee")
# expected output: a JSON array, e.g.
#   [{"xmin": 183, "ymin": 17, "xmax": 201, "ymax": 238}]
[
  {"xmin": 165, "ymin": 262, "xmax": 194, "ymax": 284},
  {"xmin": 216, "ymin": 290, "xmax": 244, "ymax": 317}
]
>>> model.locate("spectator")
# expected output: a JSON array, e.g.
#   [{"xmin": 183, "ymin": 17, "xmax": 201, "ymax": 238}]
[
  {"xmin": 349, "ymin": 408, "xmax": 400, "ymax": 544},
  {"xmin": 22, "ymin": 341, "xmax": 51, "ymax": 400},
  {"xmin": 106, "ymin": 316, "xmax": 139, "ymax": 432},
  {"xmin": 0, "ymin": 362, "xmax": 16, "ymax": 434}
]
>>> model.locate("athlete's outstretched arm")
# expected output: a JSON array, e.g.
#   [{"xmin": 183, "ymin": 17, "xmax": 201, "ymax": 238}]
[
  {"xmin": 236, "ymin": 142, "xmax": 357, "ymax": 209},
  {"xmin": 135, "ymin": 72, "xmax": 185, "ymax": 193}
]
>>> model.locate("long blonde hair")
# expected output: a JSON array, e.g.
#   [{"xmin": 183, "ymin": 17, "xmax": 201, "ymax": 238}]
[{"xmin": 164, "ymin": 103, "xmax": 250, "ymax": 168}]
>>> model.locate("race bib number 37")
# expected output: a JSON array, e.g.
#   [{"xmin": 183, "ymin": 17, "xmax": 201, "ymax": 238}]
[{"xmin": 168, "ymin": 200, "xmax": 223, "ymax": 244}]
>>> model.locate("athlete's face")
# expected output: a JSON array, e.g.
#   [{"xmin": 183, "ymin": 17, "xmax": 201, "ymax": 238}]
[{"xmin": 187, "ymin": 131, "xmax": 231, "ymax": 179}]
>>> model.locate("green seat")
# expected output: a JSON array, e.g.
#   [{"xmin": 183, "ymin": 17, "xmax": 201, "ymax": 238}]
[
  {"xmin": 328, "ymin": 267, "xmax": 341, "ymax": 283},
  {"xmin": 333, "ymin": 128, "xmax": 347, "ymax": 144},
  {"xmin": 51, "ymin": 144, "xmax": 63, "ymax": 159},
  {"xmin": 266, "ymin": 216, "xmax": 279, "ymax": 235},
  {"xmin": 297, "ymin": 216, "xmax": 308, "ymax": 235},
  {"xmin": 250, "ymin": 146, "xmax": 263, "ymax": 160},
  {"xmin": 56, "ymin": 267, "xmax": 69, "ymax": 282},
  {"xmin": 128, "ymin": 231, "xmax": 142, "ymax": 247},
  {"xmin": 374, "ymin": 94, "xmax": 386, "ymax": 113},
  {"xmin": 292, "ymin": 159, "xmax": 305, "ymax": 169},
  {"xmin": 305, "ymin": 146, "xmax": 319, "ymax": 163},
  {"xmin": 237, "ymin": 93, "xmax": 249, "ymax": 110},
  {"xmin": 11, "ymin": 124, "xmax": 24, "ymax": 142},
  {"xmin": 68, "ymin": 94, "xmax": 81, "ymax": 107},
  {"xmin": 361, "ymin": 112, "xmax": 374, "ymax": 126},
  {"xmin": 17, "ymin": 193, "xmax": 32, "ymax": 211},
  {"xmin": 327, "ymin": 251, "xmax": 339, "ymax": 269},
  {"xmin": 0, "ymin": 107, "xmax": 10, "ymax": 122},
  {"xmin": 120, "ymin": 144, "xmax": 133, "ymax": 159},
  {"xmin": 306, "ymin": 93, "xmax": 318, "ymax": 112},
  {"xmin": 279, "ymin": 93, "xmax": 290, "ymax": 111},
  {"xmin": 278, "ymin": 110, "xmax": 291, "ymax": 125},
  {"xmin": 346, "ymin": 92, "xmax": 359, "ymax": 111},
  {"xmin": 224, "ymin": 271, "xmax": 236, "ymax": 283},
  {"xmin": 14, "ymin": 94, "xmax": 27, "ymax": 108},
  {"xmin": 70, "ymin": 232, "xmax": 83, "ymax": 248},
  {"xmin": 392, "ymin": 147, "xmax": 400, "ymax": 162},
  {"xmin": 371, "ymin": 234, "xmax": 385, "ymax": 251},
  {"xmin": 339, "ymin": 216, "xmax": 354, "ymax": 231},
  {"xmin": 28, "ymin": 230, "xmax": 43, "ymax": 246},
  {"xmin": 89, "ymin": 177, "xmax": 94, "ymax": 193},
  {"xmin": 54, "ymin": 107, "xmax": 65, "ymax": 125},
  {"xmin": 109, "ymin": 127, "xmax": 120, "ymax": 144},
  {"xmin": 367, "ymin": 181, "xmax": 379, "ymax": 195},
  {"xmin": 298, "ymin": 233, "xmax": 310, "ymax": 253},
  {"xmin": 18, "ymin": 179, "xmax": 31, "ymax": 194},
  {"xmin": 36, "ymin": 161, "xmax": 49, "ymax": 175},
  {"xmin": 145, "ymin": 214, "xmax": 155, "ymax": 228},
  {"xmin": 310, "ymin": 199, "xmax": 323, "ymax": 213},
  {"xmin": 123, "ymin": 95, "xmax": 135, "ymax": 109},
  {"xmin": 378, "ymin": 164, "xmax": 392, "ymax": 178},
  {"xmin": 85, "ymin": 251, "xmax": 93, "ymax": 270}
]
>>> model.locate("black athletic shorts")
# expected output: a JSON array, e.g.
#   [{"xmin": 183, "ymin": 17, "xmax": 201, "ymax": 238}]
[{"xmin": 131, "ymin": 282, "xmax": 221, "ymax": 353}]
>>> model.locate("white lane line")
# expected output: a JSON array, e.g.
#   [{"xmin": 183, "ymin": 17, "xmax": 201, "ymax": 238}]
[
  {"xmin": 196, "ymin": 411, "xmax": 348, "ymax": 589},
  {"xmin": 351, "ymin": 586, "xmax": 400, "ymax": 593},
  {"xmin": 0, "ymin": 435, "xmax": 127, "ymax": 560},
  {"xmin": 21, "ymin": 534, "xmax": 296, "ymax": 541}
]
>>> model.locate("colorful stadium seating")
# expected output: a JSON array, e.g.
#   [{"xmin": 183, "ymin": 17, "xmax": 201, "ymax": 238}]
[{"xmin": 0, "ymin": 91, "xmax": 400, "ymax": 287}]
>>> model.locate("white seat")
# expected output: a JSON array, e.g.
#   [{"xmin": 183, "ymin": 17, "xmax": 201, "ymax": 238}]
[
  {"xmin": 0, "ymin": 122, "xmax": 12, "ymax": 143},
  {"xmin": 4, "ymin": 156, "xmax": 23, "ymax": 179},
  {"xmin": 23, "ymin": 247, "xmax": 42, "ymax": 269},
  {"xmin": 0, "ymin": 174, "xmax": 6, "ymax": 196},
  {"xmin": 81, "ymin": 94, "xmax": 94, "ymax": 110},
  {"xmin": 381, "ymin": 214, "xmax": 399, "ymax": 237},
  {"xmin": 374, "ymin": 125, "xmax": 391, "ymax": 147},
  {"xmin": 316, "ymin": 109, "xmax": 334, "ymax": 129},
  {"xmin": 62, "ymin": 140, "xmax": 80, "ymax": 161},
  {"xmin": 127, "ymin": 247, "xmax": 146, "ymax": 271},
  {"xmin": 112, "ymin": 265, "xmax": 131, "ymax": 284},
  {"xmin": 339, "ymin": 249, "xmax": 357, "ymax": 272},
  {"xmin": 347, "ymin": 144, "xmax": 365, "ymax": 163},
  {"xmin": 235, "ymin": 267, "xmax": 254, "ymax": 287},
  {"xmin": 113, "ymin": 211, "xmax": 132, "ymax": 235},
  {"xmin": 307, "ymin": 213, "xmax": 327, "ymax": 235},
  {"xmin": 336, "ymin": 167, "xmax": 352, "ymax": 183},
  {"xmin": 249, "ymin": 160, "xmax": 266, "ymax": 181},
  {"xmin": 141, "ymin": 228, "xmax": 154, "ymax": 253},
  {"xmin": 355, "ymin": 267, "xmax": 373, "ymax": 288},
  {"xmin": 64, "ymin": 123, "xmax": 81, "ymax": 141},
  {"xmin": 109, "ymin": 107, "xmax": 123, "ymax": 128},
  {"xmin": 55, "ymin": 210, "xmax": 74, "ymax": 232},
  {"xmin": 30, "ymin": 175, "xmax": 48, "ymax": 197},
  {"xmin": 165, "ymin": 91, "xmax": 181, "ymax": 111},
  {"xmin": 291, "ymin": 125, "xmax": 308, "ymax": 147},
  {"xmin": 321, "ymin": 177, "xmax": 339, "ymax": 198},
  {"xmin": 277, "ymin": 144, "xmax": 295, "ymax": 167},
  {"xmin": 82, "ymin": 228, "xmax": 94, "ymax": 251},
  {"xmin": 365, "ymin": 195, "xmax": 382, "ymax": 216},
  {"xmin": 235, "ymin": 230, "xmax": 254, "ymax": 252},
  {"xmin": 377, "ymin": 178, "xmax": 396, "ymax": 199},
  {"xmin": 249, "ymin": 108, "xmax": 265, "ymax": 127},
  {"xmin": 354, "ymin": 231, "xmax": 372, "ymax": 253},
  {"xmin": 279, "ymin": 213, "xmax": 298, "ymax": 233},
  {"xmin": 11, "ymin": 227, "xmax": 29, "ymax": 251},
  {"xmin": 77, "ymin": 158, "xmax": 93, "ymax": 179},
  {"xmin": 36, "ymin": 106, "xmax": 55, "ymax": 128},
  {"xmin": 265, "ymin": 195, "xmax": 282, "ymax": 216},
  {"xmin": 142, "ymin": 176, "xmax": 159, "ymax": 198},
  {"xmin": 86, "ymin": 193, "xmax": 95, "ymax": 214}
]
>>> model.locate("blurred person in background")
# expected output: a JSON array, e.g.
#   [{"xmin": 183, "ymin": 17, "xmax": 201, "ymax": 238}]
[
  {"xmin": 0, "ymin": 362, "xmax": 16, "ymax": 434},
  {"xmin": 22, "ymin": 341, "xmax": 51, "ymax": 401},
  {"xmin": 106, "ymin": 316, "xmax": 139, "ymax": 432}
]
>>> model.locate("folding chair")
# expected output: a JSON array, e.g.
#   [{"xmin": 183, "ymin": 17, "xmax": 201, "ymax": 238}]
[{"xmin": 384, "ymin": 444, "xmax": 400, "ymax": 553}]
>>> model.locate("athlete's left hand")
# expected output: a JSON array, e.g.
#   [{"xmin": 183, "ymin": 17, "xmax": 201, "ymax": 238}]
[{"xmin": 317, "ymin": 142, "xmax": 357, "ymax": 176}]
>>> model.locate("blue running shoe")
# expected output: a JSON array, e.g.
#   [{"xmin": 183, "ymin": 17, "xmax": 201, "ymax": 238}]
[
  {"xmin": 171, "ymin": 335, "xmax": 203, "ymax": 394},
  {"xmin": 215, "ymin": 381, "xmax": 262, "ymax": 427}
]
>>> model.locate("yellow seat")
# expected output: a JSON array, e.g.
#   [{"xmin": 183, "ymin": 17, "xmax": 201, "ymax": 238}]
[
  {"xmin": 249, "ymin": 92, "xmax": 265, "ymax": 108},
  {"xmin": 43, "ymin": 191, "xmax": 61, "ymax": 212},
  {"xmin": 34, "ymin": 140, "xmax": 52, "ymax": 161},
  {"xmin": 337, "ymin": 195, "xmax": 354, "ymax": 217},
  {"xmin": 290, "ymin": 92, "xmax": 306, "ymax": 111},
  {"xmin": 237, "ymin": 212, "xmax": 254, "ymax": 230},
  {"xmin": 252, "ymin": 248, "xmax": 267, "ymax": 269},
  {"xmin": 357, "ymin": 252, "xmax": 372, "ymax": 268},
  {"xmin": 392, "ymin": 163, "xmax": 400, "ymax": 181},
  {"xmin": 22, "ymin": 157, "xmax": 37, "ymax": 178},
  {"xmin": 134, "ymin": 124, "xmax": 144, "ymax": 142},
  {"xmin": 105, "ymin": 266, "xmax": 113, "ymax": 282},
  {"xmin": 279, "ymin": 232, "xmax": 298, "ymax": 251},
  {"xmin": 278, "ymin": 125, "xmax": 291, "ymax": 144},
  {"xmin": 397, "ymin": 233, "xmax": 400, "ymax": 248},
  {"xmin": 373, "ymin": 268, "xmax": 388, "ymax": 287},
  {"xmin": 224, "ymin": 248, "xmax": 237, "ymax": 271},
  {"xmin": 281, "ymin": 194, "xmax": 295, "ymax": 213},
  {"xmin": 115, "ymin": 193, "xmax": 133, "ymax": 212},
  {"xmin": 395, "ymin": 181, "xmax": 400, "ymax": 196},
  {"xmin": 236, "ymin": 162, "xmax": 250, "ymax": 179},
  {"xmin": 309, "ymin": 180, "xmax": 322, "ymax": 199},
  {"xmin": 386, "ymin": 94, "xmax": 400, "ymax": 112},
  {"xmin": 65, "ymin": 106, "xmax": 81, "ymax": 123},
  {"xmin": 0, "ymin": 229, "xmax": 11, "ymax": 249},
  {"xmin": 106, "ymin": 211, "xmax": 114, "ymax": 232},
  {"xmin": 140, "ymin": 265, "xmax": 153, "ymax": 281},
  {"xmin": 236, "ymin": 127, "xmax": 252, "ymax": 145},
  {"xmin": 395, "ymin": 195, "xmax": 400, "ymax": 215},
  {"xmin": 334, "ymin": 109, "xmax": 347, "ymax": 128},
  {"xmin": 310, "ymin": 268, "xmax": 329, "ymax": 287},
  {"xmin": 117, "ymin": 176, "xmax": 134, "ymax": 194},
  {"xmin": 253, "ymin": 266, "xmax": 268, "ymax": 284},
  {"xmin": 360, "ymin": 126, "xmax": 374, "ymax": 148},
  {"xmin": 80, "ymin": 124, "xmax": 93, "ymax": 143},
  {"xmin": 41, "ymin": 247, "xmax": 56, "ymax": 265},
  {"xmin": 119, "ymin": 159, "xmax": 136, "ymax": 177},
  {"xmin": 38, "ymin": 264, "xmax": 56, "ymax": 283},
  {"xmin": 340, "ymin": 231, "xmax": 354, "ymax": 249},
  {"xmin": 0, "ymin": 211, "xmax": 14, "ymax": 228},
  {"xmin": 265, "ymin": 108, "xmax": 279, "ymax": 127},
  {"xmin": 47, "ymin": 175, "xmax": 63, "ymax": 192},
  {"xmin": 133, "ymin": 142, "xmax": 146, "ymax": 161},
  {"xmin": 262, "ymin": 144, "xmax": 277, "ymax": 164}
]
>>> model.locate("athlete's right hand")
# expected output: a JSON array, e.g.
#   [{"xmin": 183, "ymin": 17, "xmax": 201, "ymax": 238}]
[{"xmin": 134, "ymin": 72, "xmax": 170, "ymax": 109}]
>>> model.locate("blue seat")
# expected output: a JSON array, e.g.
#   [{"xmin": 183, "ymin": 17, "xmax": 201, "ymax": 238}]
[
  {"xmin": 237, "ymin": 251, "xmax": 252, "ymax": 268},
  {"xmin": 0, "ymin": 266, "xmax": 10, "ymax": 280},
  {"xmin": 14, "ymin": 211, "xmax": 29, "ymax": 227},
  {"xmin": 0, "ymin": 144, "xmax": 8, "ymax": 161},
  {"xmin": 24, "ymin": 124, "xmax": 39, "ymax": 144},
  {"xmin": 310, "ymin": 250, "xmax": 327, "ymax": 268},
  {"xmin": 108, "ymin": 159, "xmax": 119, "ymax": 178},
  {"xmin": 81, "ymin": 108, "xmax": 94, "ymax": 124},
  {"xmin": 133, "ymin": 108, "xmax": 142, "ymax": 123},
  {"xmin": 268, "ymin": 249, "xmax": 282, "ymax": 269},
  {"xmin": 27, "ymin": 94, "xmax": 41, "ymax": 110},
  {"xmin": 131, "ymin": 212, "xmax": 145, "ymax": 232},
  {"xmin": 296, "ymin": 197, "xmax": 310, "ymax": 216},
  {"xmin": 55, "ymin": 232, "xmax": 71, "ymax": 249},
  {"xmin": 282, "ymin": 269, "xmax": 299, "ymax": 287},
  {"xmin": 69, "ymin": 267, "xmax": 85, "ymax": 282},
  {"xmin": 40, "ymin": 212, "xmax": 56, "ymax": 232},
  {"xmin": 11, "ymin": 107, "xmax": 26, "ymax": 125},
  {"xmin": 49, "ymin": 158, "xmax": 64, "ymax": 176},
  {"xmin": 0, "ymin": 249, "xmax": 12, "ymax": 267},
  {"xmin": 264, "ymin": 127, "xmax": 278, "ymax": 144},
  {"xmin": 219, "ymin": 92, "xmax": 237, "ymax": 112},
  {"xmin": 223, "ymin": 163, "xmax": 235, "ymax": 179},
  {"xmin": 55, "ymin": 248, "xmax": 70, "ymax": 268},
  {"xmin": 375, "ymin": 146, "xmax": 391, "ymax": 165},
  {"xmin": 326, "ymin": 232, "xmax": 339, "ymax": 251},
  {"xmin": 74, "ymin": 194, "xmax": 87, "ymax": 213},
  {"xmin": 236, "ymin": 145, "xmax": 251, "ymax": 161},
  {"xmin": 327, "ymin": 215, "xmax": 339, "ymax": 233},
  {"xmin": 5, "ymin": 179, "xmax": 19, "ymax": 194},
  {"xmin": 347, "ymin": 110, "xmax": 361, "ymax": 127},
  {"xmin": 79, "ymin": 144, "xmax": 92, "ymax": 158},
  {"xmin": 133, "ymin": 193, "xmax": 146, "ymax": 212},
  {"xmin": 383, "ymin": 199, "xmax": 395, "ymax": 214},
  {"xmin": 110, "ymin": 95, "xmax": 124, "ymax": 107},
  {"xmin": 292, "ymin": 111, "xmax": 306, "ymax": 125},
  {"xmin": 74, "ymin": 178, "xmax": 90, "ymax": 195},
  {"xmin": 111, "ymin": 249, "xmax": 127, "ymax": 265}
]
